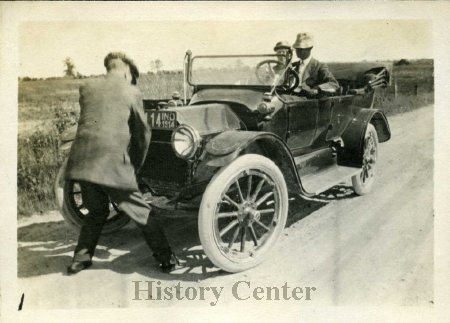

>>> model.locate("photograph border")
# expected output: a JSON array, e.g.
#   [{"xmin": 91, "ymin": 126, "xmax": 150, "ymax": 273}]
[{"xmin": 1, "ymin": 2, "xmax": 449, "ymax": 322}]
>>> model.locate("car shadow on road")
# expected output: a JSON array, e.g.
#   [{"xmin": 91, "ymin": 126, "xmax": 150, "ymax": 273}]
[
  {"xmin": 18, "ymin": 184, "xmax": 357, "ymax": 281},
  {"xmin": 286, "ymin": 184, "xmax": 357, "ymax": 226}
]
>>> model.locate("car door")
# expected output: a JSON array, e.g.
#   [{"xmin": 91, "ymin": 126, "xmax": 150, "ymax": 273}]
[
  {"xmin": 286, "ymin": 99, "xmax": 319, "ymax": 152},
  {"xmin": 305, "ymin": 96, "xmax": 355, "ymax": 146},
  {"xmin": 310, "ymin": 97, "xmax": 333, "ymax": 147},
  {"xmin": 325, "ymin": 96, "xmax": 354, "ymax": 141}
]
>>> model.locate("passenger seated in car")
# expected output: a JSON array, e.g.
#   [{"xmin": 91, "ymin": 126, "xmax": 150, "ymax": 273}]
[
  {"xmin": 167, "ymin": 91, "xmax": 183, "ymax": 107},
  {"xmin": 273, "ymin": 41, "xmax": 292, "ymax": 74},
  {"xmin": 291, "ymin": 33, "xmax": 339, "ymax": 97}
]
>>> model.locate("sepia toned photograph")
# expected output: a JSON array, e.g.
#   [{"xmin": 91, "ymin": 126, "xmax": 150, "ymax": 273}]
[{"xmin": 1, "ymin": 2, "xmax": 449, "ymax": 322}]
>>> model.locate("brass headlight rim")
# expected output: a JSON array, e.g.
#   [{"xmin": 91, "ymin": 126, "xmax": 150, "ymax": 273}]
[{"xmin": 171, "ymin": 124, "xmax": 201, "ymax": 160}]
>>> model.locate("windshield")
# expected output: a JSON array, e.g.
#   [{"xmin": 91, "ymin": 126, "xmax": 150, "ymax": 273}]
[{"xmin": 189, "ymin": 54, "xmax": 289, "ymax": 86}]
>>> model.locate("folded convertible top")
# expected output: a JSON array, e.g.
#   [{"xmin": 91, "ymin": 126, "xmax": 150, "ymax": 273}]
[{"xmin": 328, "ymin": 61, "xmax": 393, "ymax": 83}]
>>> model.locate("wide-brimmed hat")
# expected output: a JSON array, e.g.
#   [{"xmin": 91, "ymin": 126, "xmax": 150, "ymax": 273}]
[
  {"xmin": 292, "ymin": 33, "xmax": 314, "ymax": 49},
  {"xmin": 274, "ymin": 41, "xmax": 291, "ymax": 51}
]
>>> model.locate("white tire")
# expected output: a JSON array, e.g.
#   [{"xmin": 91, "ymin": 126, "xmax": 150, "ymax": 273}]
[
  {"xmin": 352, "ymin": 123, "xmax": 379, "ymax": 195},
  {"xmin": 199, "ymin": 154, "xmax": 288, "ymax": 273}
]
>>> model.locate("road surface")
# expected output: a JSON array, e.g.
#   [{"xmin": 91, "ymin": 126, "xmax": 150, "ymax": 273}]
[{"xmin": 17, "ymin": 105, "xmax": 434, "ymax": 309}]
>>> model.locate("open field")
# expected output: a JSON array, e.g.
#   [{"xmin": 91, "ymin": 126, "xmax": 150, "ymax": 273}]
[
  {"xmin": 373, "ymin": 59, "xmax": 434, "ymax": 114},
  {"xmin": 17, "ymin": 59, "xmax": 434, "ymax": 217}
]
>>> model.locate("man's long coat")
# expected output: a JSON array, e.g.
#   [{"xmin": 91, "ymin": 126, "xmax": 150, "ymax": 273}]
[{"xmin": 65, "ymin": 73, "xmax": 150, "ymax": 191}]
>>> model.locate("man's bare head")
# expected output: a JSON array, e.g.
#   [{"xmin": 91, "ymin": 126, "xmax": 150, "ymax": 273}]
[{"xmin": 104, "ymin": 52, "xmax": 139, "ymax": 85}]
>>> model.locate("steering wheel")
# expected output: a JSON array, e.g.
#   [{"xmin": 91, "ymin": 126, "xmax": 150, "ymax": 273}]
[
  {"xmin": 255, "ymin": 59, "xmax": 285, "ymax": 84},
  {"xmin": 255, "ymin": 59, "xmax": 300, "ymax": 92}
]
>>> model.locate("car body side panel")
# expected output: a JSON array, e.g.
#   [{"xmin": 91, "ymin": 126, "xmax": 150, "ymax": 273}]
[
  {"xmin": 324, "ymin": 96, "xmax": 354, "ymax": 142},
  {"xmin": 314, "ymin": 98, "xmax": 333, "ymax": 143},
  {"xmin": 286, "ymin": 100, "xmax": 319, "ymax": 150}
]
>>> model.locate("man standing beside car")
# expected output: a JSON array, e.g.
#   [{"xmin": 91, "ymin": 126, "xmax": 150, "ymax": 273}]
[
  {"xmin": 65, "ymin": 52, "xmax": 181, "ymax": 274},
  {"xmin": 291, "ymin": 33, "xmax": 339, "ymax": 97}
]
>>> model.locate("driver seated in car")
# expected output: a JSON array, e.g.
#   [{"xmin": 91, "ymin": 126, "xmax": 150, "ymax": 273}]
[{"xmin": 291, "ymin": 33, "xmax": 339, "ymax": 97}]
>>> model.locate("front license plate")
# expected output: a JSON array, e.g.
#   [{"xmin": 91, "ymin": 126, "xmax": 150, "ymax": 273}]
[{"xmin": 148, "ymin": 111, "xmax": 177, "ymax": 129}]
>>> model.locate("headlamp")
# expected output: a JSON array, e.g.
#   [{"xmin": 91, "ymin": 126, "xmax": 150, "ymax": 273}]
[{"xmin": 171, "ymin": 124, "xmax": 201, "ymax": 159}]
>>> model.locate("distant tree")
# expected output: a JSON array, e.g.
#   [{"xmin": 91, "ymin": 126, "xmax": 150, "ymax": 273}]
[
  {"xmin": 155, "ymin": 59, "xmax": 163, "ymax": 72},
  {"xmin": 394, "ymin": 59, "xmax": 410, "ymax": 66},
  {"xmin": 149, "ymin": 61, "xmax": 155, "ymax": 73},
  {"xmin": 63, "ymin": 57, "xmax": 78, "ymax": 78},
  {"xmin": 149, "ymin": 59, "xmax": 163, "ymax": 73}
]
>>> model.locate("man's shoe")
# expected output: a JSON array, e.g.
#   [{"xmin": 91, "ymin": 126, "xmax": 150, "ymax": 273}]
[
  {"xmin": 159, "ymin": 254, "xmax": 185, "ymax": 273},
  {"xmin": 67, "ymin": 260, "xmax": 92, "ymax": 275}
]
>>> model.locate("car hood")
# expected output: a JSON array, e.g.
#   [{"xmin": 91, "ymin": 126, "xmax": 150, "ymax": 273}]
[
  {"xmin": 168, "ymin": 103, "xmax": 242, "ymax": 135},
  {"xmin": 189, "ymin": 88, "xmax": 265, "ymax": 111},
  {"xmin": 60, "ymin": 103, "xmax": 243, "ymax": 144}
]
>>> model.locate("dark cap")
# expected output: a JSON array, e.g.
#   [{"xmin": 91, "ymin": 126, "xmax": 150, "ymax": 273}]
[
  {"xmin": 104, "ymin": 52, "xmax": 140, "ymax": 84},
  {"xmin": 274, "ymin": 41, "xmax": 291, "ymax": 51}
]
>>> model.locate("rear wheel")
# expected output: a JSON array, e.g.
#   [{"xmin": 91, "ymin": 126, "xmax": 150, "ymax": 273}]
[
  {"xmin": 198, "ymin": 154, "xmax": 288, "ymax": 273},
  {"xmin": 54, "ymin": 159, "xmax": 130, "ymax": 234},
  {"xmin": 352, "ymin": 123, "xmax": 378, "ymax": 195}
]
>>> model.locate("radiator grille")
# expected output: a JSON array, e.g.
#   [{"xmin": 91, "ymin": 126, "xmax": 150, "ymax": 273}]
[{"xmin": 140, "ymin": 129, "xmax": 189, "ymax": 186}]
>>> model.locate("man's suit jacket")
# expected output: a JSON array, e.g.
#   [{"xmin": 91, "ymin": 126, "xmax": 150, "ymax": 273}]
[
  {"xmin": 65, "ymin": 73, "xmax": 150, "ymax": 191},
  {"xmin": 292, "ymin": 57, "xmax": 339, "ymax": 92}
]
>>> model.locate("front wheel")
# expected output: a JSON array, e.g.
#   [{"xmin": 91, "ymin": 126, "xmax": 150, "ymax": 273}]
[
  {"xmin": 352, "ymin": 123, "xmax": 379, "ymax": 195},
  {"xmin": 198, "ymin": 154, "xmax": 289, "ymax": 273},
  {"xmin": 54, "ymin": 159, "xmax": 130, "ymax": 234}
]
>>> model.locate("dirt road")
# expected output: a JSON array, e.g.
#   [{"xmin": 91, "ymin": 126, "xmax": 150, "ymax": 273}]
[{"xmin": 17, "ymin": 105, "xmax": 434, "ymax": 309}]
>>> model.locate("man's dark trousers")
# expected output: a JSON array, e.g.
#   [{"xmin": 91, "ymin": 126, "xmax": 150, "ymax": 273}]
[{"xmin": 73, "ymin": 181, "xmax": 172, "ymax": 263}]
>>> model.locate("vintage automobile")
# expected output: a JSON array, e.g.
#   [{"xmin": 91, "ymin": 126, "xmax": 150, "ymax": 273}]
[{"xmin": 55, "ymin": 50, "xmax": 391, "ymax": 273}]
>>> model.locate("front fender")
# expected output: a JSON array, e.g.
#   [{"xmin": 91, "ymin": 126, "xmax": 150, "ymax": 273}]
[
  {"xmin": 205, "ymin": 130, "xmax": 269, "ymax": 156},
  {"xmin": 200, "ymin": 130, "xmax": 312, "ymax": 196},
  {"xmin": 338, "ymin": 109, "xmax": 390, "ymax": 168}
]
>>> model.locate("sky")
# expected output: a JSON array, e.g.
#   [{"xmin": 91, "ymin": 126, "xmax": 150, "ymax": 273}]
[{"xmin": 19, "ymin": 20, "xmax": 432, "ymax": 78}]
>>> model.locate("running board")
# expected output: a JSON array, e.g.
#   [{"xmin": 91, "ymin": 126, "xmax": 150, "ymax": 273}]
[
  {"xmin": 300, "ymin": 165, "xmax": 361, "ymax": 195},
  {"xmin": 143, "ymin": 194, "xmax": 198, "ymax": 218}
]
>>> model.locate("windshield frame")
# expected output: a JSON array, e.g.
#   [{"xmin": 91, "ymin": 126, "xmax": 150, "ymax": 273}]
[{"xmin": 187, "ymin": 54, "xmax": 290, "ymax": 88}]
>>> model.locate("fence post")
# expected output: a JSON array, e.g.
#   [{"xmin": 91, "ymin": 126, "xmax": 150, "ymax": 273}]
[
  {"xmin": 394, "ymin": 80, "xmax": 398, "ymax": 99},
  {"xmin": 414, "ymin": 84, "xmax": 418, "ymax": 96}
]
